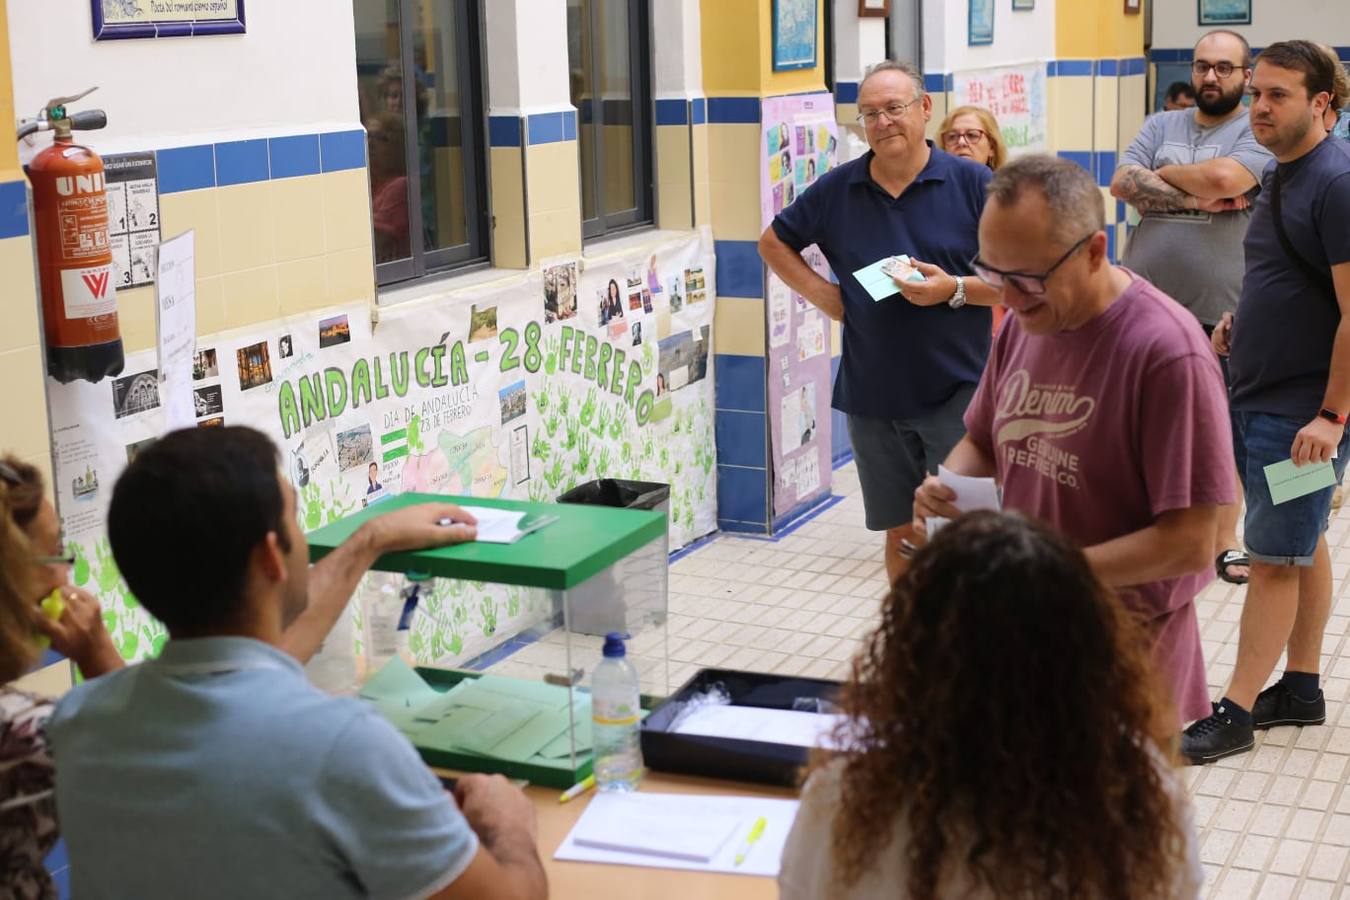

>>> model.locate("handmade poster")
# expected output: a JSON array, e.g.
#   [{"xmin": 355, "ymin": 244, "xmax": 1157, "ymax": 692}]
[
  {"xmin": 951, "ymin": 63, "xmax": 1047, "ymax": 156},
  {"xmin": 760, "ymin": 92, "xmax": 836, "ymax": 521},
  {"xmin": 46, "ymin": 229, "xmax": 719, "ymax": 668}
]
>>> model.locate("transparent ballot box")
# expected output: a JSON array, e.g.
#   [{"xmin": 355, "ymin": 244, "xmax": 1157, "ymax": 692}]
[{"xmin": 307, "ymin": 493, "xmax": 669, "ymax": 788}]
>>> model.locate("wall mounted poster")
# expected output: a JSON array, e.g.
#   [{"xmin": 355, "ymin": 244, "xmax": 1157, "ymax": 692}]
[
  {"xmin": 772, "ymin": 0, "xmax": 817, "ymax": 71},
  {"xmin": 92, "ymin": 0, "xmax": 247, "ymax": 39},
  {"xmin": 47, "ymin": 230, "xmax": 718, "ymax": 670},
  {"xmin": 761, "ymin": 92, "xmax": 837, "ymax": 521},
  {"xmin": 1198, "ymin": 0, "xmax": 1250, "ymax": 25},
  {"xmin": 951, "ymin": 63, "xmax": 1048, "ymax": 156},
  {"xmin": 968, "ymin": 0, "xmax": 994, "ymax": 45}
]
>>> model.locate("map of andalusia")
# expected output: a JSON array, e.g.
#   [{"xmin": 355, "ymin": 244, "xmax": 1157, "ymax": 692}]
[{"xmin": 401, "ymin": 424, "xmax": 507, "ymax": 497}]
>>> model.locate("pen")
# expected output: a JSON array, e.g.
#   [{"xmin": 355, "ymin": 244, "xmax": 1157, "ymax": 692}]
[
  {"xmin": 734, "ymin": 816, "xmax": 768, "ymax": 866},
  {"xmin": 558, "ymin": 774, "xmax": 596, "ymax": 804}
]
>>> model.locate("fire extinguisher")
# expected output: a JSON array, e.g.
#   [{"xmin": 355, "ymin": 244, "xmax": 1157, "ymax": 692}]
[{"xmin": 18, "ymin": 87, "xmax": 124, "ymax": 384}]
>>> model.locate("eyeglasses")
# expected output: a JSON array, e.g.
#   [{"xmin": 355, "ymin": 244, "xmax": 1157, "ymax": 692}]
[
  {"xmin": 1192, "ymin": 60, "xmax": 1241, "ymax": 78},
  {"xmin": 970, "ymin": 232, "xmax": 1096, "ymax": 295},
  {"xmin": 855, "ymin": 99, "xmax": 919, "ymax": 127},
  {"xmin": 942, "ymin": 128, "xmax": 987, "ymax": 147}
]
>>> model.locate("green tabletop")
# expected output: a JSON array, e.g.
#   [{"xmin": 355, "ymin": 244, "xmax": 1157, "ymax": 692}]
[{"xmin": 305, "ymin": 493, "xmax": 667, "ymax": 590}]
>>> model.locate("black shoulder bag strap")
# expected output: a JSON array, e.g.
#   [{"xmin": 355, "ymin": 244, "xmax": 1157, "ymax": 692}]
[{"xmin": 1270, "ymin": 166, "xmax": 1338, "ymax": 305}]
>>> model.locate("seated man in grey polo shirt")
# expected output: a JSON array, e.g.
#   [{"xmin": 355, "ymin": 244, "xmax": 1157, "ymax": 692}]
[{"xmin": 48, "ymin": 426, "xmax": 547, "ymax": 900}]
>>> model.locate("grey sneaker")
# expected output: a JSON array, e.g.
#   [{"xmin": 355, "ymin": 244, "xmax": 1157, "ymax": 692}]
[{"xmin": 1252, "ymin": 681, "xmax": 1326, "ymax": 729}]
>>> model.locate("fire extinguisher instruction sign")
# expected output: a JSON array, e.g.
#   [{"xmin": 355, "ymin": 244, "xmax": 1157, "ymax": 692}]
[{"xmin": 103, "ymin": 152, "xmax": 160, "ymax": 290}]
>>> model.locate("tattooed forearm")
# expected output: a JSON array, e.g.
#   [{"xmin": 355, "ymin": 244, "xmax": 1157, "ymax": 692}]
[{"xmin": 1109, "ymin": 164, "xmax": 1196, "ymax": 214}]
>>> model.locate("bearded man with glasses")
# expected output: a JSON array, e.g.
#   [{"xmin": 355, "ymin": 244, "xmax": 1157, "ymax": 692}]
[
  {"xmin": 915, "ymin": 155, "xmax": 1234, "ymax": 733},
  {"xmin": 759, "ymin": 59, "xmax": 1001, "ymax": 585}
]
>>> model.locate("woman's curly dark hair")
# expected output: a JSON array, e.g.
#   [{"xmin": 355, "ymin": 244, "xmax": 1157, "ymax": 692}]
[{"xmin": 815, "ymin": 510, "xmax": 1186, "ymax": 899}]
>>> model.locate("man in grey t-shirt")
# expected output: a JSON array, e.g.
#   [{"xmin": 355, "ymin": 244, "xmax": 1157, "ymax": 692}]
[{"xmin": 1111, "ymin": 29, "xmax": 1273, "ymax": 587}]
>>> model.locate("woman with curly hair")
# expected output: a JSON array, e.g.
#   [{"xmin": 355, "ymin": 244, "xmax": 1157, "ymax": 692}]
[
  {"xmin": 779, "ymin": 510, "xmax": 1200, "ymax": 900},
  {"xmin": 1, "ymin": 456, "xmax": 123, "ymax": 898}
]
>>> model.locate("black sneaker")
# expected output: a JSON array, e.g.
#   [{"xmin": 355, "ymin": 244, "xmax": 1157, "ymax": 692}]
[
  {"xmin": 1252, "ymin": 682, "xmax": 1326, "ymax": 729},
  {"xmin": 1181, "ymin": 702, "xmax": 1254, "ymax": 765}
]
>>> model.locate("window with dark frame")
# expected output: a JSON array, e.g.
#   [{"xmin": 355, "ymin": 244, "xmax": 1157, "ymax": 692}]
[
  {"xmin": 353, "ymin": 0, "xmax": 488, "ymax": 287},
  {"xmin": 567, "ymin": 0, "xmax": 654, "ymax": 240}
]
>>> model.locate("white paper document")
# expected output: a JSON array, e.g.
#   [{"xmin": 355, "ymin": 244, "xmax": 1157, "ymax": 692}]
[
  {"xmin": 555, "ymin": 792, "xmax": 801, "ymax": 877},
  {"xmin": 454, "ymin": 505, "xmax": 559, "ymax": 544},
  {"xmin": 926, "ymin": 464, "xmax": 1001, "ymax": 538},
  {"xmin": 672, "ymin": 704, "xmax": 846, "ymax": 749},
  {"xmin": 154, "ymin": 230, "xmax": 196, "ymax": 431}
]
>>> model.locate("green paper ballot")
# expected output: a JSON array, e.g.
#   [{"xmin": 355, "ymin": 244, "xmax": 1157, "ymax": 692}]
[
  {"xmin": 1264, "ymin": 458, "xmax": 1337, "ymax": 505},
  {"xmin": 852, "ymin": 258, "xmax": 902, "ymax": 302},
  {"xmin": 358, "ymin": 657, "xmax": 439, "ymax": 708}
]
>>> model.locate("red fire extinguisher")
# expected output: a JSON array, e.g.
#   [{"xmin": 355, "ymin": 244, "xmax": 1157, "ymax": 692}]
[{"xmin": 19, "ymin": 88, "xmax": 124, "ymax": 384}]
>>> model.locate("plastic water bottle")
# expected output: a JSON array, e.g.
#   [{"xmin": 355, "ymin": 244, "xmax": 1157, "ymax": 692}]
[{"xmin": 591, "ymin": 632, "xmax": 644, "ymax": 792}]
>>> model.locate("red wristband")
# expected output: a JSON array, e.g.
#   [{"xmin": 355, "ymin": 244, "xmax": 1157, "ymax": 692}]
[{"xmin": 1319, "ymin": 408, "xmax": 1347, "ymax": 425}]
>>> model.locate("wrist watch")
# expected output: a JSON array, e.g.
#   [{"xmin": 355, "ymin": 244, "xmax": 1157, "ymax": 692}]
[
  {"xmin": 947, "ymin": 275, "xmax": 967, "ymax": 309},
  {"xmin": 1319, "ymin": 408, "xmax": 1347, "ymax": 426}
]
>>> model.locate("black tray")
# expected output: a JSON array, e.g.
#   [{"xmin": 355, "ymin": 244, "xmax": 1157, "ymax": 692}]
[{"xmin": 639, "ymin": 667, "xmax": 842, "ymax": 786}]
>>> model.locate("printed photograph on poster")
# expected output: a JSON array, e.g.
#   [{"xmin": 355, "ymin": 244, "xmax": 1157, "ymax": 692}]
[
  {"xmin": 608, "ymin": 317, "xmax": 629, "ymax": 341},
  {"xmin": 193, "ymin": 385, "xmax": 223, "ymax": 419},
  {"xmin": 779, "ymin": 383, "xmax": 816, "ymax": 452},
  {"xmin": 684, "ymin": 268, "xmax": 707, "ymax": 303},
  {"xmin": 103, "ymin": 151, "xmax": 160, "ymax": 289},
  {"xmin": 499, "ymin": 380, "xmax": 527, "ymax": 424},
  {"xmin": 669, "ymin": 276, "xmax": 683, "ymax": 313},
  {"xmin": 767, "ymin": 122, "xmax": 790, "ymax": 154},
  {"xmin": 469, "ymin": 305, "xmax": 498, "ymax": 342},
  {"xmin": 642, "ymin": 290, "xmax": 653, "ymax": 314},
  {"xmin": 319, "ymin": 314, "xmax": 352, "ymax": 349},
  {"xmin": 511, "ymin": 425, "xmax": 529, "ymax": 485},
  {"xmin": 768, "ymin": 276, "xmax": 792, "ymax": 348},
  {"xmin": 646, "ymin": 256, "xmax": 663, "ymax": 294},
  {"xmin": 291, "ymin": 445, "xmax": 311, "ymax": 488},
  {"xmin": 599, "ymin": 278, "xmax": 624, "ymax": 325},
  {"xmin": 543, "ymin": 262, "xmax": 578, "ymax": 323},
  {"xmin": 198, "ymin": 416, "xmax": 224, "ymax": 428},
  {"xmin": 657, "ymin": 325, "xmax": 711, "ymax": 392},
  {"xmin": 656, "ymin": 372, "xmax": 668, "ymax": 396},
  {"xmin": 278, "ymin": 334, "xmax": 294, "ymax": 359},
  {"xmin": 797, "ymin": 314, "xmax": 826, "ymax": 361},
  {"xmin": 632, "ymin": 321, "xmax": 643, "ymax": 346},
  {"xmin": 69, "ymin": 462, "xmax": 100, "ymax": 503},
  {"xmin": 336, "ymin": 425, "xmax": 375, "ymax": 472},
  {"xmin": 236, "ymin": 341, "xmax": 273, "ymax": 391},
  {"xmin": 111, "ymin": 369, "xmax": 161, "ymax": 420},
  {"xmin": 365, "ymin": 462, "xmax": 384, "ymax": 496},
  {"xmin": 193, "ymin": 347, "xmax": 218, "ymax": 380},
  {"xmin": 796, "ymin": 452, "xmax": 821, "ymax": 496},
  {"xmin": 627, "ymin": 283, "xmax": 644, "ymax": 312},
  {"xmin": 125, "ymin": 437, "xmax": 157, "ymax": 464}
]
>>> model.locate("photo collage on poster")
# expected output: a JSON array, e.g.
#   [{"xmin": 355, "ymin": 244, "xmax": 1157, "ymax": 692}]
[{"xmin": 766, "ymin": 119, "xmax": 837, "ymax": 216}]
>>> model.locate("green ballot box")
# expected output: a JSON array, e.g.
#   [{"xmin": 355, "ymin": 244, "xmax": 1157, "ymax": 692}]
[{"xmin": 306, "ymin": 493, "xmax": 670, "ymax": 787}]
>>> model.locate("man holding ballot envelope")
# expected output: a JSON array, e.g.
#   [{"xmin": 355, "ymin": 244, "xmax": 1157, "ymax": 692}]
[
  {"xmin": 759, "ymin": 59, "xmax": 1000, "ymax": 585},
  {"xmin": 913, "ymin": 155, "xmax": 1233, "ymax": 734}
]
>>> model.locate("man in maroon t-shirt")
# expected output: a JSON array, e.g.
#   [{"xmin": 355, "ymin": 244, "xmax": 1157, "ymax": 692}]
[{"xmin": 915, "ymin": 156, "xmax": 1235, "ymax": 727}]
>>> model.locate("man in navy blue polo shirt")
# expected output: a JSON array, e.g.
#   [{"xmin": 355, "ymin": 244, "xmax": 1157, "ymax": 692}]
[{"xmin": 759, "ymin": 59, "xmax": 1000, "ymax": 583}]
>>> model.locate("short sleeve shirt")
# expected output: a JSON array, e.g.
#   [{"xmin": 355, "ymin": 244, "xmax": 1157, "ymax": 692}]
[
  {"xmin": 1120, "ymin": 109, "xmax": 1274, "ymax": 325},
  {"xmin": 772, "ymin": 144, "xmax": 992, "ymax": 421},
  {"xmin": 1229, "ymin": 137, "xmax": 1350, "ymax": 419},
  {"xmin": 0, "ymin": 688, "xmax": 58, "ymax": 900},
  {"xmin": 964, "ymin": 274, "xmax": 1235, "ymax": 723},
  {"xmin": 48, "ymin": 637, "xmax": 478, "ymax": 900}
]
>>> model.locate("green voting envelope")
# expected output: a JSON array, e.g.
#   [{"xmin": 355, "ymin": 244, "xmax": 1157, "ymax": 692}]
[{"xmin": 1264, "ymin": 459, "xmax": 1337, "ymax": 506}]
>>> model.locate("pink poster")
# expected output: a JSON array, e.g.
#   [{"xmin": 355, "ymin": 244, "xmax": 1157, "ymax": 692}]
[{"xmin": 760, "ymin": 92, "xmax": 838, "ymax": 521}]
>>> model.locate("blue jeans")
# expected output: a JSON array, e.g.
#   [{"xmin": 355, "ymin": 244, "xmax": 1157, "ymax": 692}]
[{"xmin": 1233, "ymin": 410, "xmax": 1350, "ymax": 566}]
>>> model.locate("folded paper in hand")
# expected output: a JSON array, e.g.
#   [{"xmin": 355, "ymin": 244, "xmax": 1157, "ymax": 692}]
[{"xmin": 927, "ymin": 465, "xmax": 1001, "ymax": 538}]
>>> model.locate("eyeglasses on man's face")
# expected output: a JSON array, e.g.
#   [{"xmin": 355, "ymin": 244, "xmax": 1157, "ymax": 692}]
[
  {"xmin": 970, "ymin": 232, "xmax": 1096, "ymax": 296},
  {"xmin": 942, "ymin": 128, "xmax": 987, "ymax": 148},
  {"xmin": 855, "ymin": 98, "xmax": 919, "ymax": 127},
  {"xmin": 1192, "ymin": 60, "xmax": 1242, "ymax": 79}
]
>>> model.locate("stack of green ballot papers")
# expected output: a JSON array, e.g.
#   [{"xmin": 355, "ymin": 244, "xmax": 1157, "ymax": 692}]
[{"xmin": 358, "ymin": 658, "xmax": 593, "ymax": 766}]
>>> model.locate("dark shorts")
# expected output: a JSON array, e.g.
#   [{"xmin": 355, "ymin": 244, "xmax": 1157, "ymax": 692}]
[
  {"xmin": 1233, "ymin": 410, "xmax": 1350, "ymax": 566},
  {"xmin": 846, "ymin": 384, "xmax": 976, "ymax": 532},
  {"xmin": 1200, "ymin": 322, "xmax": 1231, "ymax": 387}
]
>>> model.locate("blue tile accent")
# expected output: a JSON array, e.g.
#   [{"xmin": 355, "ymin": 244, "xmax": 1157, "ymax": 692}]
[
  {"xmin": 655, "ymin": 99, "xmax": 689, "ymax": 126},
  {"xmin": 527, "ymin": 111, "xmax": 567, "ymax": 145},
  {"xmin": 835, "ymin": 81, "xmax": 859, "ymax": 103},
  {"xmin": 707, "ymin": 96, "xmax": 760, "ymax": 124},
  {"xmin": 0, "ymin": 180, "xmax": 28, "ymax": 239},
  {"xmin": 1094, "ymin": 150, "xmax": 1118, "ymax": 187},
  {"xmin": 714, "ymin": 353, "xmax": 766, "ymax": 413},
  {"xmin": 320, "ymin": 130, "xmax": 366, "ymax": 172},
  {"xmin": 830, "ymin": 355, "xmax": 851, "ymax": 466},
  {"xmin": 1123, "ymin": 56, "xmax": 1148, "ymax": 77},
  {"xmin": 1117, "ymin": 200, "xmax": 1127, "ymax": 223},
  {"xmin": 156, "ymin": 144, "xmax": 216, "ymax": 194},
  {"xmin": 1045, "ymin": 60, "xmax": 1058, "ymax": 78},
  {"xmin": 1107, "ymin": 225, "xmax": 1117, "ymax": 264},
  {"xmin": 1058, "ymin": 150, "xmax": 1093, "ymax": 175},
  {"xmin": 1055, "ymin": 59, "xmax": 1094, "ymax": 77},
  {"xmin": 923, "ymin": 73, "xmax": 946, "ymax": 94},
  {"xmin": 489, "ymin": 115, "xmax": 522, "ymax": 147},
  {"xmin": 268, "ymin": 134, "xmax": 321, "ymax": 179},
  {"xmin": 714, "ymin": 239, "xmax": 764, "ymax": 299},
  {"xmin": 691, "ymin": 97, "xmax": 707, "ymax": 125},
  {"xmin": 718, "ymin": 518, "xmax": 770, "ymax": 535},
  {"xmin": 771, "ymin": 491, "xmax": 835, "ymax": 534},
  {"xmin": 1149, "ymin": 48, "xmax": 1190, "ymax": 63},
  {"xmin": 717, "ymin": 464, "xmax": 768, "ymax": 526},
  {"xmin": 563, "ymin": 109, "xmax": 577, "ymax": 141},
  {"xmin": 214, "ymin": 138, "xmax": 269, "ymax": 187},
  {"xmin": 1096, "ymin": 58, "xmax": 1120, "ymax": 78},
  {"xmin": 715, "ymin": 409, "xmax": 767, "ymax": 468}
]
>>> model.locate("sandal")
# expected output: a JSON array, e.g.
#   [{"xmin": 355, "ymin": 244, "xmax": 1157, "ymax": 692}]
[{"xmin": 1215, "ymin": 549, "xmax": 1250, "ymax": 585}]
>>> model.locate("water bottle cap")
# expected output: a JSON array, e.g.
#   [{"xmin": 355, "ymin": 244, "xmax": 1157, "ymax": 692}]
[{"xmin": 602, "ymin": 632, "xmax": 627, "ymax": 658}]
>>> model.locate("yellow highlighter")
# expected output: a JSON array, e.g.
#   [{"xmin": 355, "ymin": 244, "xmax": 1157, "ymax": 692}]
[
  {"xmin": 734, "ymin": 816, "xmax": 768, "ymax": 866},
  {"xmin": 558, "ymin": 774, "xmax": 596, "ymax": 804},
  {"xmin": 35, "ymin": 588, "xmax": 65, "ymax": 650}
]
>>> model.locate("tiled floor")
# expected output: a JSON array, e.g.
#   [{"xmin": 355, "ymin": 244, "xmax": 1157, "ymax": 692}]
[{"xmin": 647, "ymin": 462, "xmax": 1350, "ymax": 899}]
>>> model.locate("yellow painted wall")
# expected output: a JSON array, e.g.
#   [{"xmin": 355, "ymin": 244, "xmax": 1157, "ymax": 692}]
[
  {"xmin": 702, "ymin": 0, "xmax": 827, "ymax": 97},
  {"xmin": 0, "ymin": 0, "xmax": 16, "ymax": 179},
  {"xmin": 1057, "ymin": 0, "xmax": 1143, "ymax": 59},
  {"xmin": 758, "ymin": 0, "xmax": 826, "ymax": 96}
]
